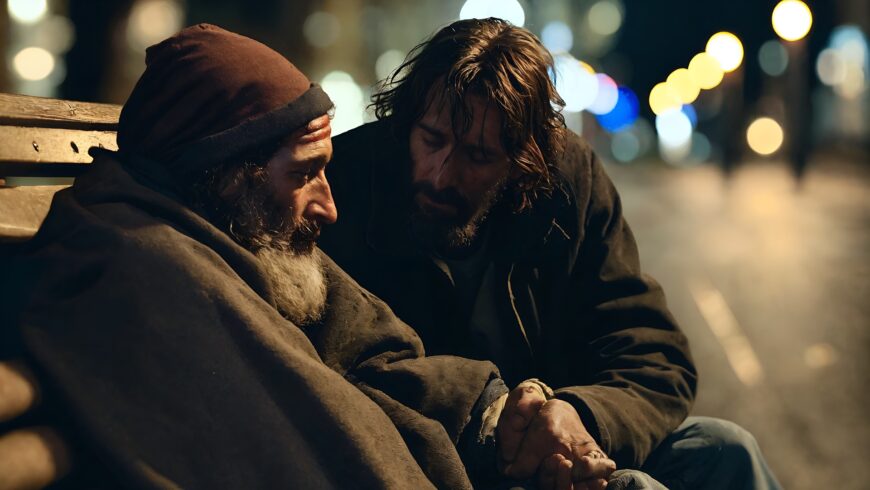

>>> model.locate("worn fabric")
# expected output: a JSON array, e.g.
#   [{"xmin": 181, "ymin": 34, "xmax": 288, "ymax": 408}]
[
  {"xmin": 4, "ymin": 152, "xmax": 504, "ymax": 489},
  {"xmin": 319, "ymin": 119, "xmax": 698, "ymax": 470},
  {"xmin": 118, "ymin": 23, "xmax": 323, "ymax": 172}
]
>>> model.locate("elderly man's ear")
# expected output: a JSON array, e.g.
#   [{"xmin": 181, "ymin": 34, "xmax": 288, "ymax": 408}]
[{"xmin": 0, "ymin": 360, "xmax": 72, "ymax": 490}]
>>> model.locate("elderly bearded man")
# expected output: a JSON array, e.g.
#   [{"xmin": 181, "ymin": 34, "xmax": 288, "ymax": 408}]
[
  {"xmin": 319, "ymin": 18, "xmax": 782, "ymax": 490},
  {"xmin": 0, "ymin": 24, "xmax": 530, "ymax": 489}
]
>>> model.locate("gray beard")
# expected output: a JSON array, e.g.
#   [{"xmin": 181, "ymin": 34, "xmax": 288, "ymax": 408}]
[{"xmin": 255, "ymin": 244, "xmax": 327, "ymax": 327}]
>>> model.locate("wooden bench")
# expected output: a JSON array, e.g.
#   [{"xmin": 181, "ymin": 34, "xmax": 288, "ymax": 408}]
[
  {"xmin": 0, "ymin": 93, "xmax": 122, "ymax": 489},
  {"xmin": 0, "ymin": 92, "xmax": 121, "ymax": 243}
]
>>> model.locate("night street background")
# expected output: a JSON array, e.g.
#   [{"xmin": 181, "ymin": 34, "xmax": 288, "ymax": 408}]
[{"xmin": 2, "ymin": 0, "xmax": 869, "ymax": 488}]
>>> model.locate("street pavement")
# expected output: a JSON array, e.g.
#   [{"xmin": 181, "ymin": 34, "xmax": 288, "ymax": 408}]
[{"xmin": 606, "ymin": 155, "xmax": 870, "ymax": 490}]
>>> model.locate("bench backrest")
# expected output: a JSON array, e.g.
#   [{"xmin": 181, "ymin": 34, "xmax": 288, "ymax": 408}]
[{"xmin": 0, "ymin": 93, "xmax": 121, "ymax": 242}]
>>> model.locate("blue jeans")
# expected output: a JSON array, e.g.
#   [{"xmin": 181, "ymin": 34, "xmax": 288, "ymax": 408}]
[
  {"xmin": 610, "ymin": 416, "xmax": 781, "ymax": 490},
  {"xmin": 497, "ymin": 417, "xmax": 780, "ymax": 490}
]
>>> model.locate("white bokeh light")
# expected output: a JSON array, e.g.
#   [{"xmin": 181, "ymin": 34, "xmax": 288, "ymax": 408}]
[
  {"xmin": 459, "ymin": 0, "xmax": 525, "ymax": 27},
  {"xmin": 587, "ymin": 74, "xmax": 619, "ymax": 115},
  {"xmin": 656, "ymin": 108, "xmax": 693, "ymax": 148},
  {"xmin": 541, "ymin": 21, "xmax": 573, "ymax": 53},
  {"xmin": 375, "ymin": 49, "xmax": 405, "ymax": 81},
  {"xmin": 552, "ymin": 55, "xmax": 598, "ymax": 112},
  {"xmin": 13, "ymin": 47, "xmax": 56, "ymax": 81},
  {"xmin": 7, "ymin": 0, "xmax": 47, "ymax": 24},
  {"xmin": 321, "ymin": 71, "xmax": 365, "ymax": 136},
  {"xmin": 816, "ymin": 48, "xmax": 847, "ymax": 86},
  {"xmin": 126, "ymin": 0, "xmax": 184, "ymax": 51}
]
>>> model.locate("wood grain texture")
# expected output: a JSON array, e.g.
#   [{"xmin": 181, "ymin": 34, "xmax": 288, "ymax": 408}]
[
  {"xmin": 0, "ymin": 126, "xmax": 117, "ymax": 164},
  {"xmin": 0, "ymin": 93, "xmax": 120, "ymax": 130},
  {"xmin": 0, "ymin": 185, "xmax": 64, "ymax": 241}
]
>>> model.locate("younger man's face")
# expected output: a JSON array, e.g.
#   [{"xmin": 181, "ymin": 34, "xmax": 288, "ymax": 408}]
[{"xmin": 408, "ymin": 93, "xmax": 511, "ymax": 253}]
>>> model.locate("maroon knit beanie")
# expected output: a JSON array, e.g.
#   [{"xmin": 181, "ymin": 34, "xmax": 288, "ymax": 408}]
[{"xmin": 117, "ymin": 23, "xmax": 333, "ymax": 179}]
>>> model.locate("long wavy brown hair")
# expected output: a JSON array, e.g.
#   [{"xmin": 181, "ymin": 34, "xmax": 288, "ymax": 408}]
[{"xmin": 372, "ymin": 18, "xmax": 567, "ymax": 212}]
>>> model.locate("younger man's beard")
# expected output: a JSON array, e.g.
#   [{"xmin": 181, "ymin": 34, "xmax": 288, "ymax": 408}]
[
  {"xmin": 195, "ymin": 163, "xmax": 327, "ymax": 326},
  {"xmin": 408, "ymin": 179, "xmax": 506, "ymax": 254}
]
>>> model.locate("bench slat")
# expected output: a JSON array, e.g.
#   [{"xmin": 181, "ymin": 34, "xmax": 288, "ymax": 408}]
[
  {"xmin": 0, "ymin": 126, "xmax": 117, "ymax": 165},
  {"xmin": 0, "ymin": 93, "xmax": 120, "ymax": 131},
  {"xmin": 0, "ymin": 185, "xmax": 65, "ymax": 242}
]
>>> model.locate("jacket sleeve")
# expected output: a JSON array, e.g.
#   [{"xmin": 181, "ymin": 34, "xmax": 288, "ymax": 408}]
[
  {"xmin": 308, "ymin": 254, "xmax": 508, "ymax": 484},
  {"xmin": 551, "ymin": 145, "xmax": 698, "ymax": 469}
]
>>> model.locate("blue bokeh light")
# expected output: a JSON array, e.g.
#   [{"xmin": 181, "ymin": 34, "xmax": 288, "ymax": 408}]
[
  {"xmin": 596, "ymin": 86, "xmax": 639, "ymax": 132},
  {"xmin": 681, "ymin": 104, "xmax": 698, "ymax": 128}
]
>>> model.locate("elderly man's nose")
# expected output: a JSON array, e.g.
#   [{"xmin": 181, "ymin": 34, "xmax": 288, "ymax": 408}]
[{"xmin": 304, "ymin": 175, "xmax": 338, "ymax": 225}]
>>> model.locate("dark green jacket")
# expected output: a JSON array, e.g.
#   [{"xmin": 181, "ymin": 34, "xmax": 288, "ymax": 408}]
[{"xmin": 321, "ymin": 119, "xmax": 698, "ymax": 469}]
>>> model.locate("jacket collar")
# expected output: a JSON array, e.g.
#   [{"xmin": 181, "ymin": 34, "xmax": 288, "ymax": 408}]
[{"xmin": 364, "ymin": 120, "xmax": 573, "ymax": 263}]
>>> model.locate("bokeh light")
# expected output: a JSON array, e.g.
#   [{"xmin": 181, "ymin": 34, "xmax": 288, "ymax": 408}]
[
  {"xmin": 659, "ymin": 137, "xmax": 691, "ymax": 164},
  {"xmin": 822, "ymin": 25, "xmax": 869, "ymax": 100},
  {"xmin": 587, "ymin": 0, "xmax": 623, "ymax": 37},
  {"xmin": 7, "ymin": 0, "xmax": 47, "ymax": 24},
  {"xmin": 816, "ymin": 49, "xmax": 846, "ymax": 86},
  {"xmin": 772, "ymin": 0, "xmax": 813, "ymax": 42},
  {"xmin": 648, "ymin": 82, "xmax": 681, "ymax": 115},
  {"xmin": 375, "ymin": 49, "xmax": 405, "ymax": 81},
  {"xmin": 746, "ymin": 117, "xmax": 784, "ymax": 155},
  {"xmin": 552, "ymin": 55, "xmax": 598, "ymax": 112},
  {"xmin": 126, "ymin": 0, "xmax": 184, "ymax": 51},
  {"xmin": 541, "ymin": 21, "xmax": 573, "ymax": 53},
  {"xmin": 596, "ymin": 87, "xmax": 639, "ymax": 132},
  {"xmin": 689, "ymin": 132, "xmax": 712, "ymax": 163},
  {"xmin": 681, "ymin": 104, "xmax": 698, "ymax": 129},
  {"xmin": 706, "ymin": 32, "xmax": 744, "ymax": 72},
  {"xmin": 688, "ymin": 52, "xmax": 724, "ymax": 89},
  {"xmin": 33, "ymin": 15, "xmax": 76, "ymax": 54},
  {"xmin": 656, "ymin": 108, "xmax": 693, "ymax": 148},
  {"xmin": 667, "ymin": 68, "xmax": 700, "ymax": 104},
  {"xmin": 13, "ymin": 47, "xmax": 55, "ymax": 81},
  {"xmin": 304, "ymin": 11, "xmax": 341, "ymax": 48},
  {"xmin": 758, "ymin": 40, "xmax": 789, "ymax": 76},
  {"xmin": 321, "ymin": 71, "xmax": 365, "ymax": 136},
  {"xmin": 459, "ymin": 0, "xmax": 525, "ymax": 27},
  {"xmin": 611, "ymin": 131, "xmax": 640, "ymax": 163},
  {"xmin": 588, "ymin": 74, "xmax": 619, "ymax": 115}
]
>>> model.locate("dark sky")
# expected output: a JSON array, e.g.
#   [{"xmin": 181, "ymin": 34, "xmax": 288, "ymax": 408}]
[{"xmin": 615, "ymin": 0, "xmax": 838, "ymax": 108}]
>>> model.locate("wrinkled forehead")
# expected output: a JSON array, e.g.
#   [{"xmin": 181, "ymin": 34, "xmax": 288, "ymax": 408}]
[{"xmin": 270, "ymin": 114, "xmax": 333, "ymax": 165}]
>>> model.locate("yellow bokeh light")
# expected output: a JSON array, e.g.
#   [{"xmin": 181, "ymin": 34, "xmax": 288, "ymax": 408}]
[
  {"xmin": 688, "ymin": 52, "xmax": 724, "ymax": 89},
  {"xmin": 746, "ymin": 117, "xmax": 784, "ymax": 156},
  {"xmin": 772, "ymin": 0, "xmax": 812, "ymax": 42},
  {"xmin": 649, "ymin": 82, "xmax": 682, "ymax": 115},
  {"xmin": 13, "ymin": 47, "xmax": 55, "ymax": 81},
  {"xmin": 578, "ymin": 61, "xmax": 596, "ymax": 74},
  {"xmin": 706, "ymin": 32, "xmax": 744, "ymax": 72},
  {"xmin": 667, "ymin": 68, "xmax": 700, "ymax": 104}
]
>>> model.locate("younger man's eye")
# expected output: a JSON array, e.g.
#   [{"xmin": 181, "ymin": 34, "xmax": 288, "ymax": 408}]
[{"xmin": 423, "ymin": 136, "xmax": 442, "ymax": 148}]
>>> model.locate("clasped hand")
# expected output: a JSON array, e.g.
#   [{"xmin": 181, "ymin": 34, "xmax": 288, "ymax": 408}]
[{"xmin": 496, "ymin": 382, "xmax": 616, "ymax": 490}]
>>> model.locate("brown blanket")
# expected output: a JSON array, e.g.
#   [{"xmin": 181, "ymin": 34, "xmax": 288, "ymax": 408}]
[{"xmin": 4, "ymin": 153, "xmax": 501, "ymax": 489}]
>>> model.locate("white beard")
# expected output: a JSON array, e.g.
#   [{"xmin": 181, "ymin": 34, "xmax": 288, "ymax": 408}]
[{"xmin": 255, "ymin": 246, "xmax": 327, "ymax": 326}]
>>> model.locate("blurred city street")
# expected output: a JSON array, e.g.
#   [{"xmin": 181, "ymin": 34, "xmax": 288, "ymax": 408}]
[{"xmin": 609, "ymin": 156, "xmax": 869, "ymax": 489}]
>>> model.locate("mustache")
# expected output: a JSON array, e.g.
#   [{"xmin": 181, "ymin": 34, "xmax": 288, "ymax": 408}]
[{"xmin": 410, "ymin": 182, "xmax": 469, "ymax": 212}]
